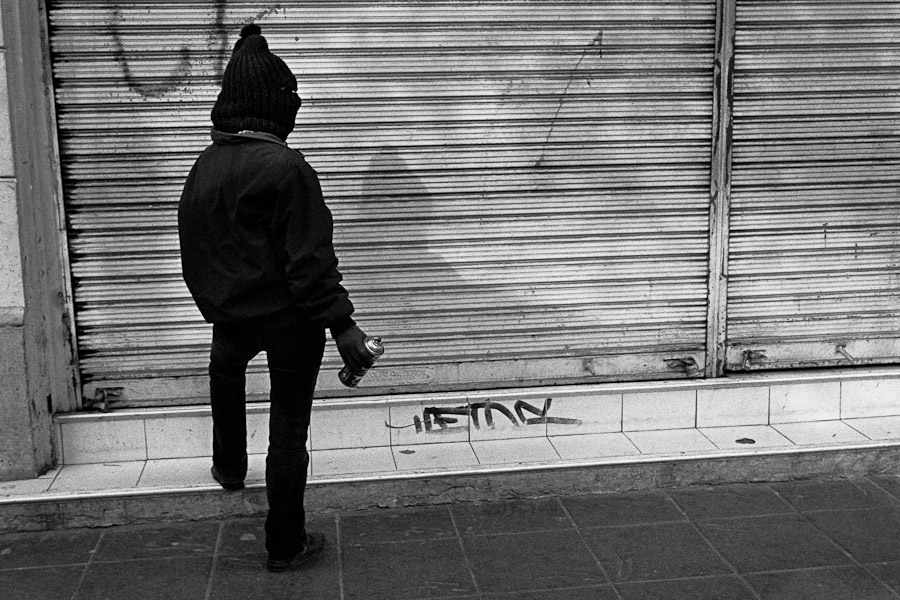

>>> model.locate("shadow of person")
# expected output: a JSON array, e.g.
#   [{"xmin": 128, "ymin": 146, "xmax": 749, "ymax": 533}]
[
  {"xmin": 361, "ymin": 146, "xmax": 467, "ymax": 291},
  {"xmin": 333, "ymin": 146, "xmax": 469, "ymax": 384}
]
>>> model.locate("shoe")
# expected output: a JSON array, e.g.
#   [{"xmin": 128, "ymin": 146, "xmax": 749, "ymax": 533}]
[
  {"xmin": 210, "ymin": 465, "xmax": 244, "ymax": 491},
  {"xmin": 266, "ymin": 532, "xmax": 326, "ymax": 573}
]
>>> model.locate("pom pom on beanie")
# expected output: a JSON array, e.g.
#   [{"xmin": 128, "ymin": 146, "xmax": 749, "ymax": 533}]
[
  {"xmin": 211, "ymin": 24, "xmax": 301, "ymax": 141},
  {"xmin": 241, "ymin": 23, "xmax": 261, "ymax": 38}
]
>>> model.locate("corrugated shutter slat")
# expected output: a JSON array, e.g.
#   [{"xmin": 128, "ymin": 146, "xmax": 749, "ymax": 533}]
[
  {"xmin": 726, "ymin": 1, "xmax": 900, "ymax": 370},
  {"xmin": 49, "ymin": 1, "xmax": 716, "ymax": 404}
]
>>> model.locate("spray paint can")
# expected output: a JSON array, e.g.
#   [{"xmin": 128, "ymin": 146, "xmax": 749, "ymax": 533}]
[{"xmin": 339, "ymin": 336, "xmax": 385, "ymax": 388}]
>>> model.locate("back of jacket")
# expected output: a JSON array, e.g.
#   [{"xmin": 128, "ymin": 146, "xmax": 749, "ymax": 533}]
[{"xmin": 178, "ymin": 130, "xmax": 354, "ymax": 330}]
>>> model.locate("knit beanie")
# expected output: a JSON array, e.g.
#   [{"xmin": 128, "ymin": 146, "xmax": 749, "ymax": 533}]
[{"xmin": 211, "ymin": 24, "xmax": 302, "ymax": 141}]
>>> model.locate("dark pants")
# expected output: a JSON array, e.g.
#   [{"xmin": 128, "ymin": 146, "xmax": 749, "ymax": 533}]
[{"xmin": 209, "ymin": 321, "xmax": 325, "ymax": 559}]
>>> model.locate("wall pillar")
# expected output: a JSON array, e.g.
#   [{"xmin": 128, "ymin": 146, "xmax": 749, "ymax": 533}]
[
  {"xmin": 0, "ymin": 0, "xmax": 79, "ymax": 481},
  {"xmin": 0, "ymin": 11, "xmax": 43, "ymax": 479}
]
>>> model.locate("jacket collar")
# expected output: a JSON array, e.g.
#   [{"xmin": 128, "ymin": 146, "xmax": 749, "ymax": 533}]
[{"xmin": 210, "ymin": 128, "xmax": 287, "ymax": 147}]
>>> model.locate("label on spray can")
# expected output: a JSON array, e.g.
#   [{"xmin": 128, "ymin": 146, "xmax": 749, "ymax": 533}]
[{"xmin": 339, "ymin": 336, "xmax": 385, "ymax": 388}]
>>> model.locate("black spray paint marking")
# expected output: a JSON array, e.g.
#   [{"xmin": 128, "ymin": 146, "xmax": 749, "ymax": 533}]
[
  {"xmin": 535, "ymin": 30, "xmax": 603, "ymax": 168},
  {"xmin": 210, "ymin": 1, "xmax": 230, "ymax": 79},
  {"xmin": 252, "ymin": 5, "xmax": 285, "ymax": 22},
  {"xmin": 109, "ymin": 2, "xmax": 283, "ymax": 97},
  {"xmin": 385, "ymin": 397, "xmax": 583, "ymax": 434},
  {"xmin": 110, "ymin": 7, "xmax": 192, "ymax": 98},
  {"xmin": 215, "ymin": 4, "xmax": 285, "ymax": 79}
]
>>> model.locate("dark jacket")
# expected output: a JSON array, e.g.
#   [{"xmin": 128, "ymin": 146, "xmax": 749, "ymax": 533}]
[{"xmin": 178, "ymin": 129, "xmax": 354, "ymax": 333}]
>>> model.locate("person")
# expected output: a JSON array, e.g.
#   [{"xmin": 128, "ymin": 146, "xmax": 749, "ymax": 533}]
[{"xmin": 177, "ymin": 23, "xmax": 375, "ymax": 572}]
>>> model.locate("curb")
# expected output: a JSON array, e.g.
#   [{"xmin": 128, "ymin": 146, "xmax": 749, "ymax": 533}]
[{"xmin": 3, "ymin": 443, "xmax": 900, "ymax": 533}]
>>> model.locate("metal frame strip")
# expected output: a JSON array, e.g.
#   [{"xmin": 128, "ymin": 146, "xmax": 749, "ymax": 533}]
[{"xmin": 705, "ymin": 0, "xmax": 736, "ymax": 378}]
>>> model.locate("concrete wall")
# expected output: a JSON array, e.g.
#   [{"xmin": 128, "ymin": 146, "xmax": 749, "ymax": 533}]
[
  {"xmin": 0, "ymin": 26, "xmax": 23, "ymax": 327},
  {"xmin": 0, "ymin": 4, "xmax": 40, "ymax": 480},
  {"xmin": 0, "ymin": 0, "xmax": 79, "ymax": 481}
]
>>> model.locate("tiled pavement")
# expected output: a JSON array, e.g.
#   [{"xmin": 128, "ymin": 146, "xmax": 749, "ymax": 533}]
[
  {"xmin": 6, "ymin": 415, "xmax": 900, "ymax": 501},
  {"xmin": 3, "ymin": 475, "xmax": 900, "ymax": 599}
]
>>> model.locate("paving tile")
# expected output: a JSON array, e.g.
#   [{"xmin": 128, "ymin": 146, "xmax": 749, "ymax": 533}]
[
  {"xmin": 548, "ymin": 432, "xmax": 639, "ymax": 460},
  {"xmin": 210, "ymin": 547, "xmax": 341, "ymax": 600},
  {"xmin": 870, "ymin": 475, "xmax": 900, "ymax": 501},
  {"xmin": 145, "ymin": 415, "xmax": 211, "ymax": 459},
  {"xmin": 0, "ymin": 565, "xmax": 85, "ymax": 600},
  {"xmin": 805, "ymin": 507, "xmax": 900, "ymax": 563},
  {"xmin": 311, "ymin": 404, "xmax": 391, "ymax": 450},
  {"xmin": 744, "ymin": 566, "xmax": 897, "ymax": 600},
  {"xmin": 470, "ymin": 437, "xmax": 559, "ymax": 465},
  {"xmin": 622, "ymin": 390, "xmax": 696, "ymax": 431},
  {"xmin": 94, "ymin": 521, "xmax": 220, "ymax": 562},
  {"xmin": 625, "ymin": 428, "xmax": 717, "ymax": 455},
  {"xmin": 59, "ymin": 419, "xmax": 147, "ymax": 464},
  {"xmin": 483, "ymin": 586, "xmax": 618, "ymax": 599},
  {"xmin": 467, "ymin": 391, "xmax": 548, "ymax": 441},
  {"xmin": 451, "ymin": 497, "xmax": 572, "ymax": 536},
  {"xmin": 699, "ymin": 425, "xmax": 793, "ymax": 450},
  {"xmin": 341, "ymin": 538, "xmax": 475, "ymax": 599},
  {"xmin": 697, "ymin": 385, "xmax": 769, "ymax": 428},
  {"xmin": 247, "ymin": 452, "xmax": 267, "ymax": 483},
  {"xmin": 865, "ymin": 561, "xmax": 900, "ymax": 594},
  {"xmin": 219, "ymin": 515, "xmax": 334, "ymax": 557},
  {"xmin": 772, "ymin": 420, "xmax": 869, "ymax": 446},
  {"xmin": 0, "ymin": 470, "xmax": 57, "ymax": 496},
  {"xmin": 464, "ymin": 529, "xmax": 606, "ymax": 594},
  {"xmin": 616, "ymin": 575, "xmax": 758, "ymax": 600},
  {"xmin": 771, "ymin": 478, "xmax": 898, "ymax": 512},
  {"xmin": 473, "ymin": 389, "xmax": 566, "ymax": 423},
  {"xmin": 246, "ymin": 412, "xmax": 270, "ymax": 455},
  {"xmin": 341, "ymin": 505, "xmax": 456, "ymax": 545},
  {"xmin": 75, "ymin": 556, "xmax": 212, "ymax": 600},
  {"xmin": 0, "ymin": 528, "xmax": 101, "ymax": 568},
  {"xmin": 310, "ymin": 446, "xmax": 395, "ymax": 478},
  {"xmin": 845, "ymin": 415, "xmax": 900, "ymax": 441},
  {"xmin": 387, "ymin": 400, "xmax": 470, "ymax": 447},
  {"xmin": 393, "ymin": 442, "xmax": 479, "ymax": 471},
  {"xmin": 544, "ymin": 391, "xmax": 622, "ymax": 436},
  {"xmin": 669, "ymin": 483, "xmax": 795, "ymax": 520},
  {"xmin": 467, "ymin": 416, "xmax": 548, "ymax": 442},
  {"xmin": 695, "ymin": 514, "xmax": 852, "ymax": 573},
  {"xmin": 770, "ymin": 381, "xmax": 841, "ymax": 423},
  {"xmin": 582, "ymin": 522, "xmax": 731, "ymax": 583},
  {"xmin": 137, "ymin": 457, "xmax": 210, "ymax": 488},
  {"xmin": 840, "ymin": 378, "xmax": 900, "ymax": 419},
  {"xmin": 219, "ymin": 516, "xmax": 267, "ymax": 557},
  {"xmin": 562, "ymin": 492, "xmax": 685, "ymax": 528},
  {"xmin": 49, "ymin": 461, "xmax": 145, "ymax": 493}
]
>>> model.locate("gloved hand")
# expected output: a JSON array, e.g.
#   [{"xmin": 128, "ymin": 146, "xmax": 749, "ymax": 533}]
[{"xmin": 333, "ymin": 324, "xmax": 375, "ymax": 373}]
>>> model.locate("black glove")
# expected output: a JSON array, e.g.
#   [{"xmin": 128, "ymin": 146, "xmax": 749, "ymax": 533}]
[{"xmin": 333, "ymin": 324, "xmax": 375, "ymax": 373}]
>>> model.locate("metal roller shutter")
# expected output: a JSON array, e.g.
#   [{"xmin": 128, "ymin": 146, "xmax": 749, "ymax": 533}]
[
  {"xmin": 48, "ymin": 1, "xmax": 717, "ymax": 406},
  {"xmin": 727, "ymin": 1, "xmax": 900, "ymax": 371}
]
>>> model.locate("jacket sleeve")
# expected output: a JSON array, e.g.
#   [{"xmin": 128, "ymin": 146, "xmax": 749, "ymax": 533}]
[{"xmin": 270, "ymin": 156, "xmax": 355, "ymax": 330}]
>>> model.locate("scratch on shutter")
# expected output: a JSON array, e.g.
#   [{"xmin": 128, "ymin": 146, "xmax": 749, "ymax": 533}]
[{"xmin": 534, "ymin": 30, "xmax": 604, "ymax": 168}]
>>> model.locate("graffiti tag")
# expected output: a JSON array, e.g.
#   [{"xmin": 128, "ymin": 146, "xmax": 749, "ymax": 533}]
[
  {"xmin": 386, "ymin": 397, "xmax": 582, "ymax": 435},
  {"xmin": 108, "ymin": 1, "xmax": 284, "ymax": 97}
]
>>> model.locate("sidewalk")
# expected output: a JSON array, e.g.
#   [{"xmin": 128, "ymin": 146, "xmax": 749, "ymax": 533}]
[{"xmin": 2, "ymin": 475, "xmax": 900, "ymax": 599}]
